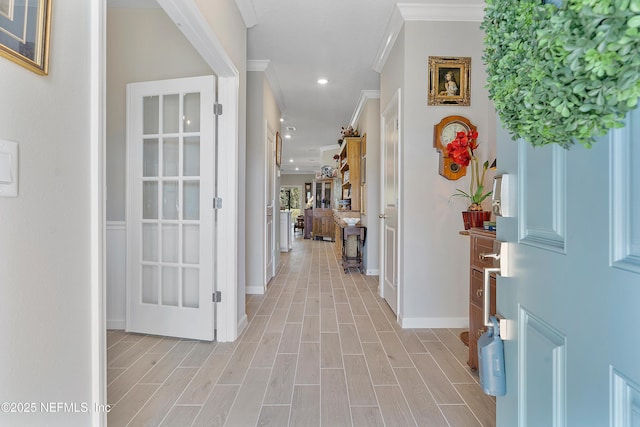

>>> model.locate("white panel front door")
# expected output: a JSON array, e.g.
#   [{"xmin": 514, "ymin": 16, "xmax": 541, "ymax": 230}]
[
  {"xmin": 380, "ymin": 91, "xmax": 400, "ymax": 315},
  {"xmin": 126, "ymin": 76, "xmax": 216, "ymax": 341},
  {"xmin": 496, "ymin": 108, "xmax": 640, "ymax": 426}
]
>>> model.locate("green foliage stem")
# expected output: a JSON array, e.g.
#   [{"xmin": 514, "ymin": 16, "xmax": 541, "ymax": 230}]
[{"xmin": 482, "ymin": 0, "xmax": 640, "ymax": 148}]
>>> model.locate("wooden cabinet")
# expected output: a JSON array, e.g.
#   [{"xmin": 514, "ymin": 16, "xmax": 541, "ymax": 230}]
[
  {"xmin": 468, "ymin": 228, "xmax": 497, "ymax": 371},
  {"xmin": 312, "ymin": 179, "xmax": 335, "ymax": 240},
  {"xmin": 339, "ymin": 136, "xmax": 363, "ymax": 211}
]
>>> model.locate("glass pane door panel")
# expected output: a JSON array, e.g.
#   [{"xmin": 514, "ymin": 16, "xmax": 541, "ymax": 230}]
[
  {"xmin": 315, "ymin": 183, "xmax": 322, "ymax": 208},
  {"xmin": 142, "ymin": 265, "xmax": 159, "ymax": 304},
  {"xmin": 143, "ymin": 96, "xmax": 159, "ymax": 135},
  {"xmin": 183, "ymin": 93, "xmax": 201, "ymax": 133},
  {"xmin": 183, "ymin": 181, "xmax": 200, "ymax": 220},
  {"xmin": 142, "ymin": 223, "xmax": 158, "ymax": 262},
  {"xmin": 183, "ymin": 224, "xmax": 200, "ymax": 264},
  {"xmin": 183, "ymin": 268, "xmax": 199, "ymax": 308},
  {"xmin": 161, "ymin": 267, "xmax": 179, "ymax": 306},
  {"xmin": 162, "ymin": 224, "xmax": 179, "ymax": 263},
  {"xmin": 163, "ymin": 94, "xmax": 179, "ymax": 134},
  {"xmin": 143, "ymin": 182, "xmax": 158, "ymax": 219},
  {"xmin": 163, "ymin": 137, "xmax": 179, "ymax": 176},
  {"xmin": 162, "ymin": 181, "xmax": 179, "ymax": 220},
  {"xmin": 143, "ymin": 139, "xmax": 159, "ymax": 177},
  {"xmin": 183, "ymin": 136, "xmax": 200, "ymax": 176}
]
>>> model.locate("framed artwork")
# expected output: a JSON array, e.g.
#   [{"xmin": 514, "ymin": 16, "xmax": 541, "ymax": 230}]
[
  {"xmin": 428, "ymin": 56, "xmax": 471, "ymax": 106},
  {"xmin": 275, "ymin": 131, "xmax": 282, "ymax": 167},
  {"xmin": 0, "ymin": 0, "xmax": 51, "ymax": 75}
]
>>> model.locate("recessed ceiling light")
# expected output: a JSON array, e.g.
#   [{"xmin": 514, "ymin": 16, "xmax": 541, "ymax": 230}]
[
  {"xmin": 295, "ymin": 167, "xmax": 299, "ymax": 171},
  {"xmin": 317, "ymin": 78, "xmax": 328, "ymax": 85},
  {"xmin": 285, "ymin": 134, "xmax": 292, "ymax": 139},
  {"xmin": 280, "ymin": 117, "xmax": 284, "ymax": 122},
  {"xmin": 289, "ymin": 158, "xmax": 294, "ymax": 163}
]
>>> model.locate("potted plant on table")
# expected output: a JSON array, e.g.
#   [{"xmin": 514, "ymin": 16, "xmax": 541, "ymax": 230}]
[{"xmin": 447, "ymin": 130, "xmax": 492, "ymax": 229}]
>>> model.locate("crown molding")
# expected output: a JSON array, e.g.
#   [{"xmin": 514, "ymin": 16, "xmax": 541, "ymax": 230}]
[
  {"xmin": 247, "ymin": 59, "xmax": 269, "ymax": 72},
  {"xmin": 372, "ymin": 3, "xmax": 485, "ymax": 73},
  {"xmin": 234, "ymin": 0, "xmax": 258, "ymax": 28},
  {"xmin": 247, "ymin": 60, "xmax": 286, "ymax": 112},
  {"xmin": 350, "ymin": 90, "xmax": 380, "ymax": 127}
]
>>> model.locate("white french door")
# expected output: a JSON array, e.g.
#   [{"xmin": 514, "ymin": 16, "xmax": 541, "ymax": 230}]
[
  {"xmin": 126, "ymin": 76, "xmax": 216, "ymax": 341},
  {"xmin": 380, "ymin": 90, "xmax": 400, "ymax": 316}
]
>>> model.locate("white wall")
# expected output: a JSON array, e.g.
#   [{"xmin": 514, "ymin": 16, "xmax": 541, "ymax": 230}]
[
  {"xmin": 381, "ymin": 20, "xmax": 495, "ymax": 327},
  {"xmin": 0, "ymin": 2, "xmax": 97, "ymax": 425},
  {"xmin": 280, "ymin": 174, "xmax": 315, "ymax": 186},
  {"xmin": 246, "ymin": 71, "xmax": 281, "ymax": 293},
  {"xmin": 353, "ymin": 98, "xmax": 381, "ymax": 274}
]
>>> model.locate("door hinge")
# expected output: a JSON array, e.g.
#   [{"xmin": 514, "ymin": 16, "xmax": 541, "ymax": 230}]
[
  {"xmin": 213, "ymin": 103, "xmax": 223, "ymax": 116},
  {"xmin": 213, "ymin": 197, "xmax": 223, "ymax": 209},
  {"xmin": 212, "ymin": 291, "xmax": 221, "ymax": 303}
]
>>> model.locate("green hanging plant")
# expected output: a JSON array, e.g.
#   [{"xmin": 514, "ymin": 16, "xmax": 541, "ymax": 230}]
[{"xmin": 482, "ymin": 0, "xmax": 640, "ymax": 148}]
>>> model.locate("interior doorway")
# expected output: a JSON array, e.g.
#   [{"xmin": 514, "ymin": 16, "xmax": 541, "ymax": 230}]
[{"xmin": 280, "ymin": 185, "xmax": 302, "ymax": 214}]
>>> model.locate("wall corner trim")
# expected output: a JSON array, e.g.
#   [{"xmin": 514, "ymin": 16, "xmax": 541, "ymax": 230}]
[
  {"xmin": 247, "ymin": 59, "xmax": 286, "ymax": 112},
  {"xmin": 233, "ymin": 0, "xmax": 258, "ymax": 28},
  {"xmin": 350, "ymin": 90, "xmax": 381, "ymax": 128}
]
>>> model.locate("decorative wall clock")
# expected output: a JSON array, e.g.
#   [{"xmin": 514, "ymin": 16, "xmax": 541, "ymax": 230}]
[{"xmin": 433, "ymin": 115, "xmax": 476, "ymax": 180}]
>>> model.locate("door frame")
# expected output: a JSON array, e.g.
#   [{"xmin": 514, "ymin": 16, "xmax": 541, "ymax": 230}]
[
  {"xmin": 156, "ymin": 0, "xmax": 241, "ymax": 344},
  {"xmin": 379, "ymin": 88, "xmax": 402, "ymax": 319},
  {"xmin": 265, "ymin": 122, "xmax": 276, "ymax": 285},
  {"xmin": 92, "ymin": 1, "xmax": 241, "ymax": 425}
]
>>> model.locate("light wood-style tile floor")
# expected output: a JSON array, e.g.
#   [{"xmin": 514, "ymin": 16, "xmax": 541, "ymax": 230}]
[{"xmin": 107, "ymin": 235, "xmax": 496, "ymax": 426}]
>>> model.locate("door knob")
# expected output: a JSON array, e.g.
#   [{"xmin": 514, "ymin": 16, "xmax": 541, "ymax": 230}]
[{"xmin": 378, "ymin": 213, "xmax": 388, "ymax": 219}]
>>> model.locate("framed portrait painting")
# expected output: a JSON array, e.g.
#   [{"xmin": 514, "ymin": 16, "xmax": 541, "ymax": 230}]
[
  {"xmin": 0, "ymin": 0, "xmax": 51, "ymax": 75},
  {"xmin": 275, "ymin": 131, "xmax": 282, "ymax": 167},
  {"xmin": 428, "ymin": 56, "xmax": 471, "ymax": 106}
]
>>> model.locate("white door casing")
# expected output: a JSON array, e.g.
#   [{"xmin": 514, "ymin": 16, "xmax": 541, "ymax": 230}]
[
  {"xmin": 380, "ymin": 89, "xmax": 400, "ymax": 316},
  {"xmin": 265, "ymin": 122, "xmax": 276, "ymax": 285},
  {"xmin": 496, "ymin": 108, "xmax": 640, "ymax": 426},
  {"xmin": 126, "ymin": 76, "xmax": 216, "ymax": 341}
]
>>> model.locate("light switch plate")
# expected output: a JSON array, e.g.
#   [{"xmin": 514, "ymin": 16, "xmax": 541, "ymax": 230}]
[{"xmin": 0, "ymin": 139, "xmax": 18, "ymax": 197}]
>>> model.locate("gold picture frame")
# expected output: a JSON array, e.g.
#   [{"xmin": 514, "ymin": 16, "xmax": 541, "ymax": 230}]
[
  {"xmin": 0, "ymin": 0, "xmax": 51, "ymax": 75},
  {"xmin": 428, "ymin": 56, "xmax": 471, "ymax": 106},
  {"xmin": 275, "ymin": 131, "xmax": 282, "ymax": 167}
]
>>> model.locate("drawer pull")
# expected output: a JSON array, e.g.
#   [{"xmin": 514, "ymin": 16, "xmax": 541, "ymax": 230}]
[{"xmin": 476, "ymin": 289, "xmax": 483, "ymax": 298}]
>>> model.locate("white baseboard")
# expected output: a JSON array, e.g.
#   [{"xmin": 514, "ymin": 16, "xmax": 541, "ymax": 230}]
[
  {"xmin": 400, "ymin": 316, "xmax": 468, "ymax": 329},
  {"xmin": 245, "ymin": 285, "xmax": 266, "ymax": 295},
  {"xmin": 107, "ymin": 320, "xmax": 126, "ymax": 330},
  {"xmin": 366, "ymin": 269, "xmax": 380, "ymax": 276},
  {"xmin": 107, "ymin": 221, "xmax": 127, "ymax": 329}
]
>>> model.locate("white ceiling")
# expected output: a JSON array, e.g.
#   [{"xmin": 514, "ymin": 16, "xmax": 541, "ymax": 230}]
[
  {"xmin": 240, "ymin": 0, "xmax": 484, "ymax": 174},
  {"xmin": 244, "ymin": 0, "xmax": 406, "ymax": 174}
]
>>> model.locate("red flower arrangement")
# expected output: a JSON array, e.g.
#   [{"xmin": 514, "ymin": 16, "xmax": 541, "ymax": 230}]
[{"xmin": 447, "ymin": 130, "xmax": 492, "ymax": 211}]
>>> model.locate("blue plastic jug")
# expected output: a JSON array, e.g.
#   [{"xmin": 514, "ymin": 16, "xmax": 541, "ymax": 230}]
[{"xmin": 478, "ymin": 316, "xmax": 506, "ymax": 396}]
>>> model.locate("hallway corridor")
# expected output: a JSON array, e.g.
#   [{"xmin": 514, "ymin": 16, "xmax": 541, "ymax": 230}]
[{"xmin": 106, "ymin": 236, "xmax": 495, "ymax": 426}]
